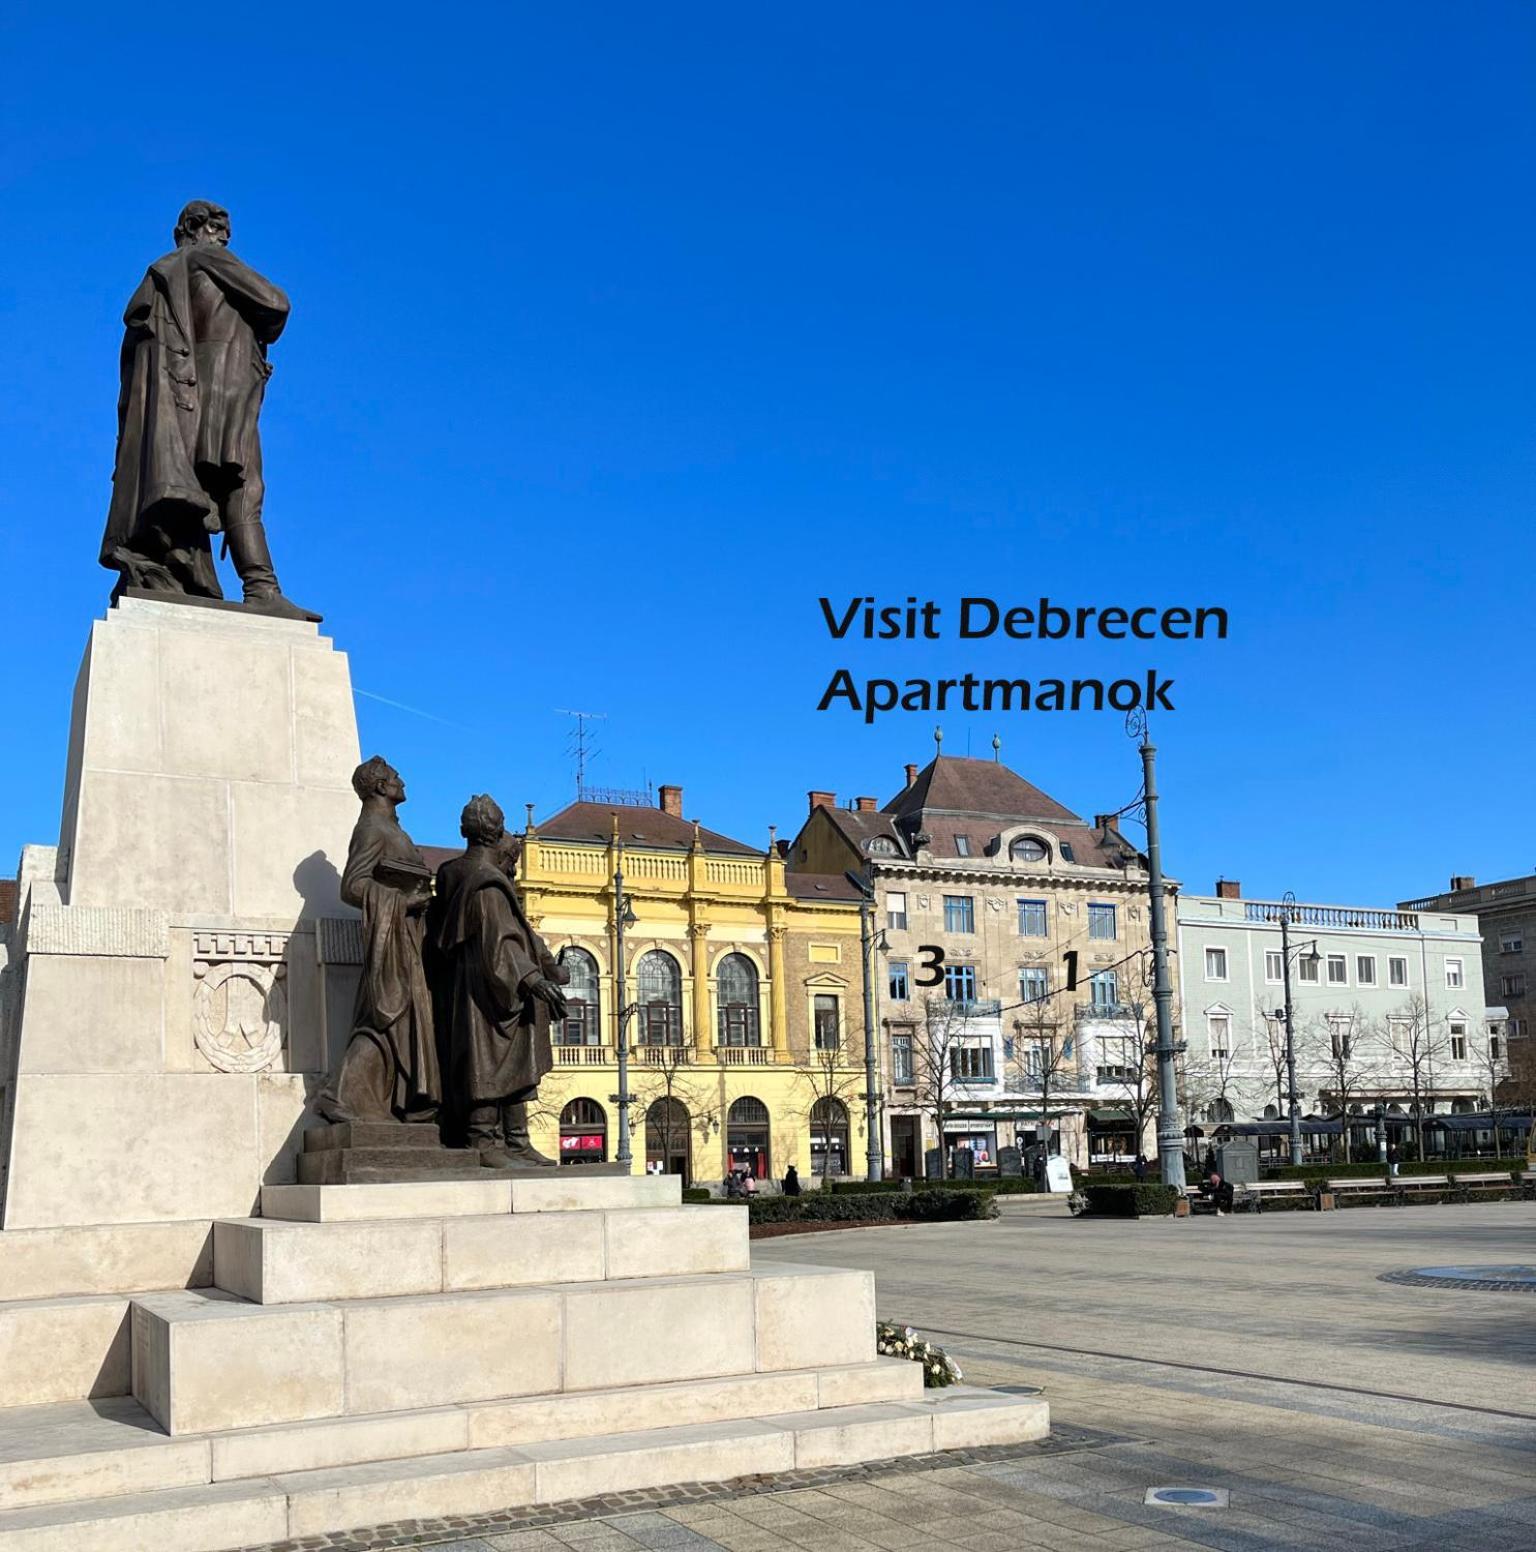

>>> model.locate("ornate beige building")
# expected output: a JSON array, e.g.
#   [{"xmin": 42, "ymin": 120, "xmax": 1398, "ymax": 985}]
[{"xmin": 509, "ymin": 785, "xmax": 868, "ymax": 1183}]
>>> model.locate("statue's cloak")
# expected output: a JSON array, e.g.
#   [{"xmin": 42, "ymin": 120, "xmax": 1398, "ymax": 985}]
[
  {"xmin": 430, "ymin": 851, "xmax": 557, "ymax": 1109},
  {"xmin": 101, "ymin": 244, "xmax": 288, "ymax": 595}
]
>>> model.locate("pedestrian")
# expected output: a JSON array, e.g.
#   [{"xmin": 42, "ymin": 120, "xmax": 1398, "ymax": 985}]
[
  {"xmin": 1133, "ymin": 1153, "xmax": 1148, "ymax": 1183},
  {"xmin": 742, "ymin": 1169, "xmax": 757, "ymax": 1197},
  {"xmin": 1387, "ymin": 1144, "xmax": 1400, "ymax": 1178},
  {"xmin": 782, "ymin": 1164, "xmax": 802, "ymax": 1196}
]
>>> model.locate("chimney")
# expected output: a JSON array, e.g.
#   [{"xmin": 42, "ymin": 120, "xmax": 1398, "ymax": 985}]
[
  {"xmin": 1094, "ymin": 813, "xmax": 1119, "ymax": 833},
  {"xmin": 658, "ymin": 784, "xmax": 684, "ymax": 818},
  {"xmin": 1451, "ymin": 875, "xmax": 1475, "ymax": 891},
  {"xmin": 854, "ymin": 796, "xmax": 877, "ymax": 812},
  {"xmin": 1215, "ymin": 878, "xmax": 1241, "ymax": 900},
  {"xmin": 808, "ymin": 790, "xmax": 836, "ymax": 813},
  {"xmin": 903, "ymin": 763, "xmax": 918, "ymax": 788}
]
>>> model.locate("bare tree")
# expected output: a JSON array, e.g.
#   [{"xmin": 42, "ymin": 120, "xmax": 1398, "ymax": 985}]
[
  {"xmin": 910, "ymin": 995, "xmax": 981, "ymax": 1179},
  {"xmin": 1008, "ymin": 992, "xmax": 1078, "ymax": 1169},
  {"xmin": 1474, "ymin": 1025, "xmax": 1513, "ymax": 1160},
  {"xmin": 1312, "ymin": 1004, "xmax": 1384, "ymax": 1163},
  {"xmin": 632, "ymin": 1042, "xmax": 714, "ymax": 1183},
  {"xmin": 1382, "ymin": 995, "xmax": 1450, "ymax": 1162},
  {"xmin": 793, "ymin": 1034, "xmax": 866, "ymax": 1189}
]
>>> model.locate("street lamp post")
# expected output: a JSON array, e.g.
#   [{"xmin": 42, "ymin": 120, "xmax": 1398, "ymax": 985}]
[
  {"xmin": 611, "ymin": 860, "xmax": 638, "ymax": 1169},
  {"xmin": 1274, "ymin": 894, "xmax": 1321, "ymax": 1169},
  {"xmin": 846, "ymin": 869, "xmax": 886, "ymax": 1182},
  {"xmin": 1138, "ymin": 732, "xmax": 1185, "ymax": 1191},
  {"xmin": 1279, "ymin": 903, "xmax": 1303, "ymax": 1168}
]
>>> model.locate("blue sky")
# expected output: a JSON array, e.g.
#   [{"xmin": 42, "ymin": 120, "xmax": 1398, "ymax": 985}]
[{"xmin": 2, "ymin": 3, "xmax": 1532, "ymax": 904}]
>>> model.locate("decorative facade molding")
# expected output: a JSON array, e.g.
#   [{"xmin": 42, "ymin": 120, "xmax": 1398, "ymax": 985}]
[
  {"xmin": 191, "ymin": 929, "xmax": 289, "ymax": 963},
  {"xmin": 26, "ymin": 906, "xmax": 170, "ymax": 959}
]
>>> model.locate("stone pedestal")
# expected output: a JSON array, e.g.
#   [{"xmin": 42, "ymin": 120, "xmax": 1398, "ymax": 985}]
[{"xmin": 0, "ymin": 598, "xmax": 363, "ymax": 1231}]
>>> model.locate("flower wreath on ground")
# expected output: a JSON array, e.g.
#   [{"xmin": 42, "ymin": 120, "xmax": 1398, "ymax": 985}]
[{"xmin": 876, "ymin": 1321, "xmax": 962, "ymax": 1388}]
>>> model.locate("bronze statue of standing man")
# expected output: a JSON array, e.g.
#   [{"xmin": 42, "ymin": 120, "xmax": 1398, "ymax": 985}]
[
  {"xmin": 430, "ymin": 796, "xmax": 565, "ymax": 1168},
  {"xmin": 101, "ymin": 200, "xmax": 315, "ymax": 620}
]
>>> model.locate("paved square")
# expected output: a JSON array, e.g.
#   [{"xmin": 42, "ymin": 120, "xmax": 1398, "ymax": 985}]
[{"xmin": 259, "ymin": 1201, "xmax": 1536, "ymax": 1551}]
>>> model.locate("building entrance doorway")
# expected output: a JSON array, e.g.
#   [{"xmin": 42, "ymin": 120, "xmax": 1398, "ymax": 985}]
[{"xmin": 890, "ymin": 1115, "xmax": 921, "ymax": 1180}]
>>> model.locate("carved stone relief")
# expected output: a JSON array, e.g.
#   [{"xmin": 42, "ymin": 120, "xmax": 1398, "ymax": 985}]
[{"xmin": 192, "ymin": 930, "xmax": 289, "ymax": 1073}]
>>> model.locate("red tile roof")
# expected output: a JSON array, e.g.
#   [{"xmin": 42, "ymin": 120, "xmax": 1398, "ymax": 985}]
[{"xmin": 531, "ymin": 801, "xmax": 760, "ymax": 856}]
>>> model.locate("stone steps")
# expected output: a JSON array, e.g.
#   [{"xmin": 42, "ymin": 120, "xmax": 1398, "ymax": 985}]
[
  {"xmin": 0, "ymin": 1361, "xmax": 924, "ymax": 1511},
  {"xmin": 130, "ymin": 1262, "xmax": 876, "ymax": 1434},
  {"xmin": 212, "ymin": 1203, "xmax": 748, "ymax": 1303},
  {"xmin": 0, "ymin": 1386, "xmax": 1049, "ymax": 1551},
  {"xmin": 265, "ymin": 1173, "xmax": 681, "ymax": 1217}
]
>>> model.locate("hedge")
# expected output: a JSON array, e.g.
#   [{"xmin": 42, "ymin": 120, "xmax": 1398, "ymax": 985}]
[
  {"xmin": 681, "ymin": 1187, "xmax": 712, "ymax": 1203},
  {"xmin": 1267, "ymin": 1159, "xmax": 1526, "ymax": 1183},
  {"xmin": 746, "ymin": 1188, "xmax": 997, "ymax": 1226},
  {"xmin": 1080, "ymin": 1183, "xmax": 1180, "ymax": 1218},
  {"xmin": 831, "ymin": 1177, "xmax": 1038, "ymax": 1195}
]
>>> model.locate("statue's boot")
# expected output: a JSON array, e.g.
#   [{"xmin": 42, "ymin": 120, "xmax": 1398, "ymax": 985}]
[
  {"xmin": 225, "ymin": 518, "xmax": 323, "ymax": 623},
  {"xmin": 503, "ymin": 1101, "xmax": 558, "ymax": 1167},
  {"xmin": 467, "ymin": 1104, "xmax": 519, "ymax": 1170}
]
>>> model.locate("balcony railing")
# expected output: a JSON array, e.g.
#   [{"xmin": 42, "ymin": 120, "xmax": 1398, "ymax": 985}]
[
  {"xmin": 1244, "ymin": 901, "xmax": 1421, "ymax": 932},
  {"xmin": 714, "ymin": 1044, "xmax": 776, "ymax": 1067},
  {"xmin": 554, "ymin": 1043, "xmax": 615, "ymax": 1066},
  {"xmin": 931, "ymin": 998, "xmax": 1003, "ymax": 1018},
  {"xmin": 634, "ymin": 1043, "xmax": 695, "ymax": 1066}
]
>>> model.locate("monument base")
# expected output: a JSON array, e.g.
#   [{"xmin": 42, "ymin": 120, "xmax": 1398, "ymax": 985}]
[{"xmin": 0, "ymin": 1176, "xmax": 1047, "ymax": 1550}]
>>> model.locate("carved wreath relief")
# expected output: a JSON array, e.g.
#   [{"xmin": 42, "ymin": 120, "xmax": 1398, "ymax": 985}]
[{"xmin": 192, "ymin": 931, "xmax": 288, "ymax": 1073}]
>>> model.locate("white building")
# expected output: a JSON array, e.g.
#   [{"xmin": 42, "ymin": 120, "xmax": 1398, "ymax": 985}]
[{"xmin": 1176, "ymin": 881, "xmax": 1500, "ymax": 1157}]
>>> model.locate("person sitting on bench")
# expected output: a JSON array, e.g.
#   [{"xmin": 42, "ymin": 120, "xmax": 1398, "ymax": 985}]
[{"xmin": 1200, "ymin": 1168, "xmax": 1235, "ymax": 1214}]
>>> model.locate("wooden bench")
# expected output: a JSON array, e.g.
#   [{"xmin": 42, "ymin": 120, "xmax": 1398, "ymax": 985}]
[
  {"xmin": 1396, "ymin": 1173, "xmax": 1450, "ymax": 1196},
  {"xmin": 1235, "ymin": 1181, "xmax": 1312, "ymax": 1212},
  {"xmin": 1449, "ymin": 1171, "xmax": 1519, "ymax": 1199},
  {"xmin": 1325, "ymin": 1176, "xmax": 1391, "ymax": 1197}
]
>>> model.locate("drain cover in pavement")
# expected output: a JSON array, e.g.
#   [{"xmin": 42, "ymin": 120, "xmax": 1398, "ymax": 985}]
[
  {"xmin": 1379, "ymin": 1265, "xmax": 1536, "ymax": 1292},
  {"xmin": 1146, "ymin": 1487, "xmax": 1228, "ymax": 1507}
]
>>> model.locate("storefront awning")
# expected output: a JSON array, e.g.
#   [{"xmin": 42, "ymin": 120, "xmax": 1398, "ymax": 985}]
[{"xmin": 1423, "ymin": 1112, "xmax": 1534, "ymax": 1133}]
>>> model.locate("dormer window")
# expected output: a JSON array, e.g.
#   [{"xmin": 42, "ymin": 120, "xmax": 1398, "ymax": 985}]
[
  {"xmin": 867, "ymin": 837, "xmax": 898, "ymax": 856},
  {"xmin": 1009, "ymin": 836, "xmax": 1048, "ymax": 863},
  {"xmin": 954, "ymin": 835, "xmax": 971, "ymax": 857}
]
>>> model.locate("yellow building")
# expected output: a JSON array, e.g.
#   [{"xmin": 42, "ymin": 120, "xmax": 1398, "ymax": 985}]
[{"xmin": 515, "ymin": 785, "xmax": 869, "ymax": 1184}]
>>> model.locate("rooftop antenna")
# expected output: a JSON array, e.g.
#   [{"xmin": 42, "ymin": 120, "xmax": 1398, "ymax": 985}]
[
  {"xmin": 557, "ymin": 708, "xmax": 607, "ymax": 797},
  {"xmin": 992, "ymin": 732, "xmax": 1002, "ymax": 763}
]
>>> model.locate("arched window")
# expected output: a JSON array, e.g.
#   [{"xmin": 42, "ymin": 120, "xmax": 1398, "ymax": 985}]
[
  {"xmin": 559, "ymin": 1098, "xmax": 607, "ymax": 1165},
  {"xmin": 1204, "ymin": 1098, "xmax": 1235, "ymax": 1124},
  {"xmin": 1262, "ymin": 1104, "xmax": 1278, "ymax": 1119},
  {"xmin": 636, "ymin": 950, "xmax": 683, "ymax": 1045},
  {"xmin": 727, "ymin": 1096, "xmax": 771, "ymax": 1180},
  {"xmin": 558, "ymin": 947, "xmax": 600, "ymax": 1046},
  {"xmin": 716, "ymin": 954, "xmax": 760, "ymax": 1046},
  {"xmin": 810, "ymin": 1097, "xmax": 850, "ymax": 1179},
  {"xmin": 867, "ymin": 837, "xmax": 898, "ymax": 856},
  {"xmin": 1009, "ymin": 836, "xmax": 1049, "ymax": 864},
  {"xmin": 646, "ymin": 1097, "xmax": 692, "ymax": 1182}
]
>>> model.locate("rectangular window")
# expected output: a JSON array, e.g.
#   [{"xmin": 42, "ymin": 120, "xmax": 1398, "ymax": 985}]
[
  {"xmin": 1388, "ymin": 956, "xmax": 1408, "ymax": 987},
  {"xmin": 813, "ymin": 994, "xmax": 840, "ymax": 1050},
  {"xmin": 1356, "ymin": 955, "xmax": 1376, "ymax": 986},
  {"xmin": 1096, "ymin": 1063, "xmax": 1132, "ymax": 1083},
  {"xmin": 1450, "ymin": 1025, "xmax": 1467, "ymax": 1061},
  {"xmin": 949, "ymin": 1044, "xmax": 994, "ymax": 1081},
  {"xmin": 1204, "ymin": 946, "xmax": 1228, "ymax": 981},
  {"xmin": 1445, "ymin": 957, "xmax": 1464, "ymax": 989},
  {"xmin": 891, "ymin": 1031, "xmax": 913, "ymax": 1084},
  {"xmin": 1023, "ymin": 1041, "xmax": 1047, "ymax": 1080},
  {"xmin": 886, "ymin": 891, "xmax": 908, "ymax": 932},
  {"xmin": 1328, "ymin": 1017, "xmax": 1352, "ymax": 1060},
  {"xmin": 1089, "ymin": 969, "xmax": 1119, "ymax": 1011},
  {"xmin": 1490, "ymin": 1034, "xmax": 1502, "ymax": 1062},
  {"xmin": 1019, "ymin": 966, "xmax": 1049, "ymax": 1004},
  {"xmin": 1207, "ymin": 1014, "xmax": 1231, "ymax": 1060},
  {"xmin": 888, "ymin": 961, "xmax": 910, "ymax": 1001},
  {"xmin": 1059, "ymin": 842, "xmax": 1076, "ymax": 862},
  {"xmin": 944, "ymin": 963, "xmax": 978, "ymax": 1003},
  {"xmin": 943, "ymin": 895, "xmax": 975, "ymax": 933},
  {"xmin": 1326, "ymin": 954, "xmax": 1348, "ymax": 986},
  {"xmin": 1087, "ymin": 903, "xmax": 1117, "ymax": 940},
  {"xmin": 1265, "ymin": 951, "xmax": 1284, "ymax": 983},
  {"xmin": 1501, "ymin": 933, "xmax": 1524, "ymax": 955},
  {"xmin": 953, "ymin": 834, "xmax": 971, "ymax": 857},
  {"xmin": 1298, "ymin": 956, "xmax": 1320, "ymax": 984},
  {"xmin": 1502, "ymin": 973, "xmax": 1526, "ymax": 998},
  {"xmin": 1017, "ymin": 899, "xmax": 1048, "ymax": 938},
  {"xmin": 562, "ymin": 1001, "xmax": 598, "ymax": 1047}
]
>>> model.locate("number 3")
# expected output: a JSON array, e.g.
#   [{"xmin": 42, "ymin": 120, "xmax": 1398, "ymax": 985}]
[{"xmin": 915, "ymin": 945, "xmax": 946, "ymax": 987}]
